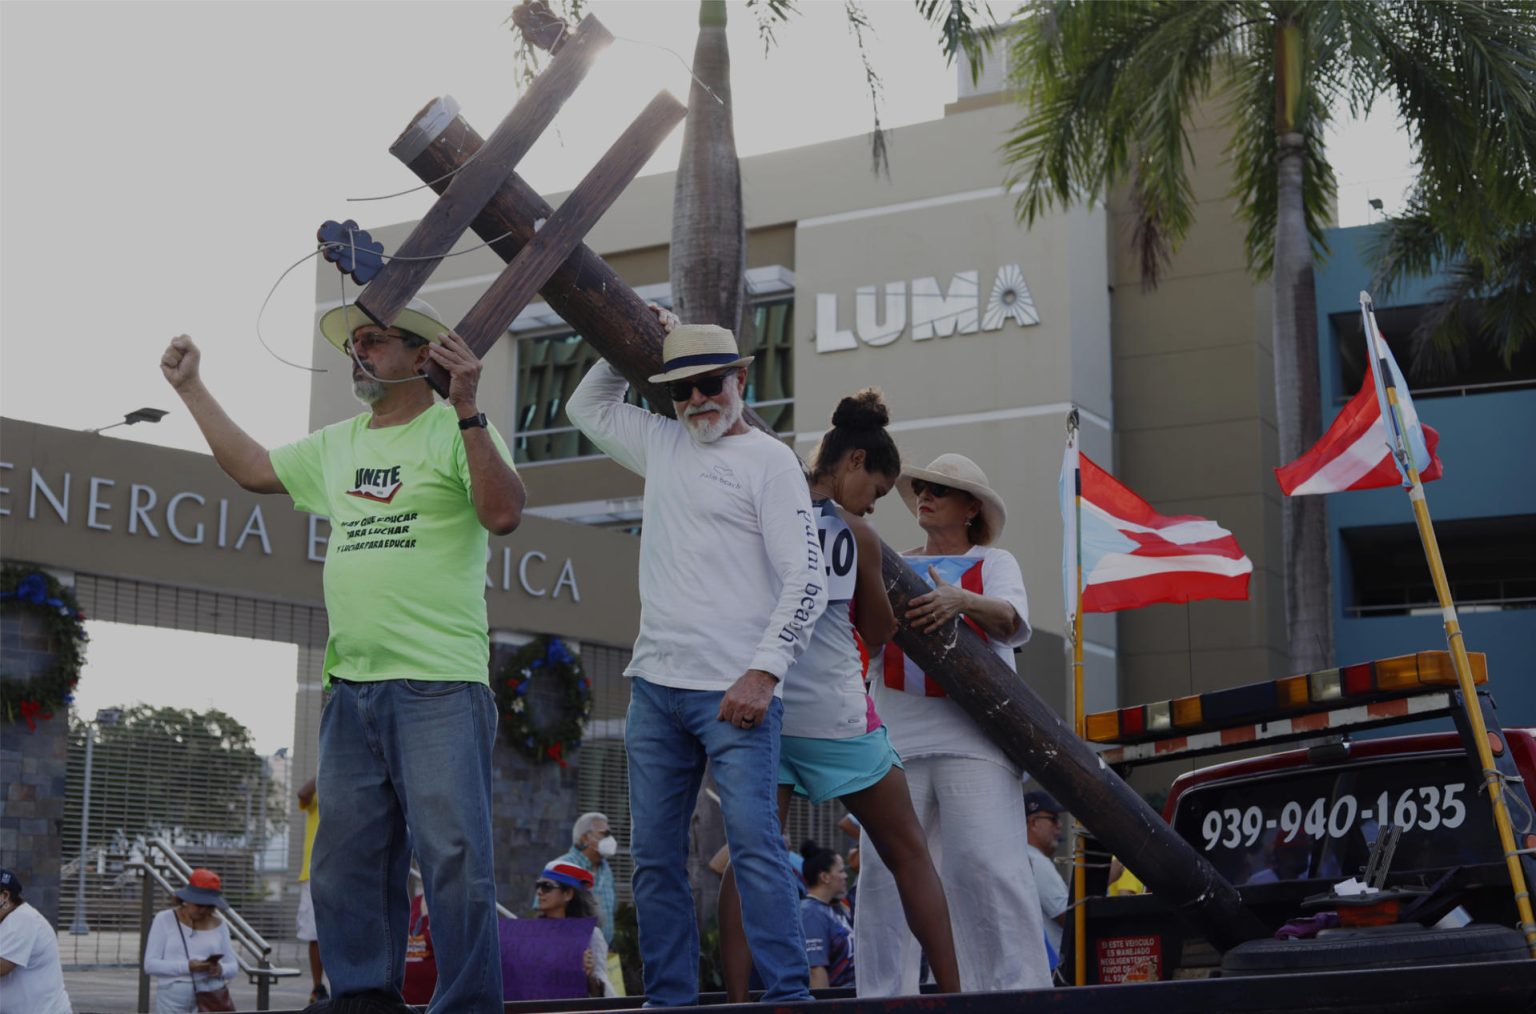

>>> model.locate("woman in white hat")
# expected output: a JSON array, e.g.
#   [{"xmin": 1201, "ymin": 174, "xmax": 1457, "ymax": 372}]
[{"xmin": 854, "ymin": 454, "xmax": 1053, "ymax": 995}]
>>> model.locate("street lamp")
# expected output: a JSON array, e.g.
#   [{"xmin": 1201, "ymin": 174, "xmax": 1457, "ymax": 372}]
[
  {"xmin": 87, "ymin": 407, "xmax": 168, "ymax": 435},
  {"xmin": 69, "ymin": 707, "xmax": 122, "ymax": 936}
]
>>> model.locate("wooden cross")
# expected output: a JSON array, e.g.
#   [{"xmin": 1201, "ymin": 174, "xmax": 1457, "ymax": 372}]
[
  {"xmin": 344, "ymin": 13, "xmax": 686, "ymax": 398},
  {"xmin": 385, "ymin": 76, "xmax": 1266, "ymax": 952}
]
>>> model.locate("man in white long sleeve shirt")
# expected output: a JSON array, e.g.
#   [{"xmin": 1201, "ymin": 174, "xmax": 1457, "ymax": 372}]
[{"xmin": 566, "ymin": 321, "xmax": 827, "ymax": 1006}]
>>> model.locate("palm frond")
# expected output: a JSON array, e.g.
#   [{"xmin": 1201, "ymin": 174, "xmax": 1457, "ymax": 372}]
[
  {"xmin": 914, "ymin": 0, "xmax": 997, "ymax": 84},
  {"xmin": 745, "ymin": 0, "xmax": 797, "ymax": 56},
  {"xmin": 1003, "ymin": 1, "xmax": 1245, "ymax": 284},
  {"xmin": 843, "ymin": 0, "xmax": 890, "ymax": 178}
]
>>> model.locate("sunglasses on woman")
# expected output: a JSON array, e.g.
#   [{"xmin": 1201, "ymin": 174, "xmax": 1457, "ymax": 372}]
[
  {"xmin": 667, "ymin": 371, "xmax": 733, "ymax": 402},
  {"xmin": 910, "ymin": 479, "xmax": 958, "ymax": 498},
  {"xmin": 534, "ymin": 881, "xmax": 564, "ymax": 893}
]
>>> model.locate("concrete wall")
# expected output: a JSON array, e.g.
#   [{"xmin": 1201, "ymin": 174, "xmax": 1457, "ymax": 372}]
[
  {"xmin": 1108, "ymin": 104, "xmax": 1288, "ymax": 734},
  {"xmin": 1, "ymin": 601, "xmax": 71, "ymax": 926}
]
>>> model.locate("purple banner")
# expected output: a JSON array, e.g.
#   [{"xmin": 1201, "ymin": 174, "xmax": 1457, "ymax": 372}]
[{"xmin": 499, "ymin": 916, "xmax": 597, "ymax": 1001}]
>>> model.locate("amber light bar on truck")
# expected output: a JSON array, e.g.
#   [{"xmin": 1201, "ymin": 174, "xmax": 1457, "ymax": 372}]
[{"xmin": 1085, "ymin": 651, "xmax": 1487, "ymax": 746}]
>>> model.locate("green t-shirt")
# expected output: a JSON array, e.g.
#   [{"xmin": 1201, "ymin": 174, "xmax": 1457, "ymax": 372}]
[{"xmin": 270, "ymin": 404, "xmax": 514, "ymax": 685}]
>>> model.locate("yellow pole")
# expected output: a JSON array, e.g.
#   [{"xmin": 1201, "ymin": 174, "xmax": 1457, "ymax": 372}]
[
  {"xmin": 1396, "ymin": 422, "xmax": 1536, "ymax": 954},
  {"xmin": 1067, "ymin": 410, "xmax": 1088, "ymax": 985},
  {"xmin": 1072, "ymin": 602, "xmax": 1087, "ymax": 985},
  {"xmin": 1368, "ymin": 303, "xmax": 1536, "ymax": 955}
]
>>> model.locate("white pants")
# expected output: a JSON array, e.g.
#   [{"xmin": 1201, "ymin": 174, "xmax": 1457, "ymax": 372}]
[
  {"xmin": 853, "ymin": 755, "xmax": 1052, "ymax": 996},
  {"xmin": 153, "ymin": 979, "xmax": 196, "ymax": 1013}
]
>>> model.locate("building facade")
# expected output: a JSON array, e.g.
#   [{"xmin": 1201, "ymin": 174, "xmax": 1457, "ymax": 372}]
[{"xmin": 1314, "ymin": 226, "xmax": 1536, "ymax": 721}]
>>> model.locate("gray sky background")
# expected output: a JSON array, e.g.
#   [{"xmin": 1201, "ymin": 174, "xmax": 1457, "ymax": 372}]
[{"xmin": 1, "ymin": 0, "xmax": 1416, "ymax": 753}]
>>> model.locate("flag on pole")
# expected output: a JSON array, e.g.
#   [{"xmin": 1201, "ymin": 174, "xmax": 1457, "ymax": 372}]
[
  {"xmin": 1276, "ymin": 299, "xmax": 1443, "ymax": 496},
  {"xmin": 1060, "ymin": 443, "xmax": 1253, "ymax": 614},
  {"xmin": 1060, "ymin": 421, "xmax": 1080, "ymax": 628}
]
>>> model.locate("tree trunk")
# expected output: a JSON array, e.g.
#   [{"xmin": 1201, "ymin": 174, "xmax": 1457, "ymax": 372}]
[
  {"xmin": 669, "ymin": 0, "xmax": 746, "ymax": 332},
  {"xmin": 1273, "ymin": 24, "xmax": 1332, "ymax": 674}
]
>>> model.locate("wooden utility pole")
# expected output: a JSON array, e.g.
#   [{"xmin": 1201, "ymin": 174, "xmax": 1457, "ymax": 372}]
[{"xmin": 388, "ymin": 100, "xmax": 1268, "ymax": 953}]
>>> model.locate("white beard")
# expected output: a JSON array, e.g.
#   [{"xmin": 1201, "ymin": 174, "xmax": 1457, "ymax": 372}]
[
  {"xmin": 682, "ymin": 386, "xmax": 744, "ymax": 444},
  {"xmin": 352, "ymin": 376, "xmax": 387, "ymax": 405}
]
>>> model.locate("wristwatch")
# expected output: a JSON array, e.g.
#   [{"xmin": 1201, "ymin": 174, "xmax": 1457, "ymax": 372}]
[{"xmin": 458, "ymin": 412, "xmax": 488, "ymax": 431}]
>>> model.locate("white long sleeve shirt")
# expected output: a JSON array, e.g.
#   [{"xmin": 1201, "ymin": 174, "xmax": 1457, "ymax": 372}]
[
  {"xmin": 143, "ymin": 907, "xmax": 237, "ymax": 986},
  {"xmin": 566, "ymin": 361, "xmax": 827, "ymax": 690}
]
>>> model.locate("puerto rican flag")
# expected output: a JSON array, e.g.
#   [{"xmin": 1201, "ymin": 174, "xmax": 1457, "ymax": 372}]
[
  {"xmin": 883, "ymin": 556, "xmax": 987, "ymax": 697},
  {"xmin": 1275, "ymin": 302, "xmax": 1443, "ymax": 496},
  {"xmin": 1061, "ymin": 428, "xmax": 1253, "ymax": 620}
]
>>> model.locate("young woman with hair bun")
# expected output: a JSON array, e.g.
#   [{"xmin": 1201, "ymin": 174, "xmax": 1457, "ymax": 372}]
[{"xmin": 716, "ymin": 389, "xmax": 961, "ymax": 1000}]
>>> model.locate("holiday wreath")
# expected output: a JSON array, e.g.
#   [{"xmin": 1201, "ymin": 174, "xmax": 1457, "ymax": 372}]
[
  {"xmin": 1, "ymin": 565, "xmax": 88, "ymax": 730},
  {"xmin": 493, "ymin": 635, "xmax": 590, "ymax": 767}
]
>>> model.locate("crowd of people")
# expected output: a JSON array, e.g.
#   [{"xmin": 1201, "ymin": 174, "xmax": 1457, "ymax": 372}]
[{"xmin": 144, "ymin": 301, "xmax": 1078, "ymax": 1011}]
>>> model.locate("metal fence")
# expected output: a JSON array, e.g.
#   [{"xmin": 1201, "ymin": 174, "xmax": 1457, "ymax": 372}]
[
  {"xmin": 58, "ymin": 710, "xmax": 295, "ymax": 968},
  {"xmin": 58, "ymin": 639, "xmax": 848, "ymax": 970}
]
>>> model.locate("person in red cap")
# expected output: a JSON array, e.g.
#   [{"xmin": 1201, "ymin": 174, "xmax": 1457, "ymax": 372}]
[
  {"xmin": 142, "ymin": 868, "xmax": 238, "ymax": 1012},
  {"xmin": 533, "ymin": 861, "xmax": 614, "ymax": 997}
]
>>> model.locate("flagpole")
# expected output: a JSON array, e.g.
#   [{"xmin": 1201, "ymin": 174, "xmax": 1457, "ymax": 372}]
[
  {"xmin": 1066, "ymin": 410, "xmax": 1089, "ymax": 986},
  {"xmin": 1362, "ymin": 292, "xmax": 1536, "ymax": 956}
]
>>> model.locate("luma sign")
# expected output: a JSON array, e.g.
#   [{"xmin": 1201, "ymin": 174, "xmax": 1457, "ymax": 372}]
[{"xmin": 814, "ymin": 265, "xmax": 1039, "ymax": 353}]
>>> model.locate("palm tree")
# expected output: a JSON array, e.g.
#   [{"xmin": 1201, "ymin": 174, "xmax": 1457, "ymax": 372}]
[
  {"xmin": 515, "ymin": 0, "xmax": 994, "ymax": 331},
  {"xmin": 1001, "ymin": 1, "xmax": 1536, "ymax": 673},
  {"xmin": 1367, "ymin": 169, "xmax": 1536, "ymax": 376}
]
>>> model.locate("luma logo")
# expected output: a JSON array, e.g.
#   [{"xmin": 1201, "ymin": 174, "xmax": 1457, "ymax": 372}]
[{"xmin": 815, "ymin": 265, "xmax": 1039, "ymax": 353}]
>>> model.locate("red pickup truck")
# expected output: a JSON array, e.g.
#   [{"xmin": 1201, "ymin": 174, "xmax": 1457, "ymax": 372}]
[{"xmin": 1070, "ymin": 651, "xmax": 1535, "ymax": 983}]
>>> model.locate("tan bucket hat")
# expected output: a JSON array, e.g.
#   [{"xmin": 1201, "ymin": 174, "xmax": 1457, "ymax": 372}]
[
  {"xmin": 647, "ymin": 323, "xmax": 754, "ymax": 384},
  {"xmin": 318, "ymin": 297, "xmax": 450, "ymax": 355},
  {"xmin": 897, "ymin": 453, "xmax": 1008, "ymax": 544}
]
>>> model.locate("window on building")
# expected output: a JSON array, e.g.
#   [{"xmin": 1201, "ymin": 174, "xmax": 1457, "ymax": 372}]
[
  {"xmin": 1331, "ymin": 303, "xmax": 1536, "ymax": 401},
  {"xmin": 512, "ymin": 298, "xmax": 796, "ymax": 465},
  {"xmin": 1342, "ymin": 515, "xmax": 1536, "ymax": 617}
]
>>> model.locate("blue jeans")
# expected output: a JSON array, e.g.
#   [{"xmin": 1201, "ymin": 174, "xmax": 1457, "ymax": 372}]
[
  {"xmin": 312, "ymin": 678, "xmax": 502, "ymax": 1013},
  {"xmin": 626, "ymin": 677, "xmax": 810, "ymax": 1005}
]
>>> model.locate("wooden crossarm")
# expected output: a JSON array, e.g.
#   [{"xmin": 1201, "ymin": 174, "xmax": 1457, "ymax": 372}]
[
  {"xmin": 354, "ymin": 14, "xmax": 613, "ymax": 334},
  {"xmin": 423, "ymin": 91, "xmax": 686, "ymax": 395}
]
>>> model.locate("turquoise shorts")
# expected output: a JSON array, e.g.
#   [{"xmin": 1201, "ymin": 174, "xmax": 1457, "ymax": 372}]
[{"xmin": 778, "ymin": 726, "xmax": 903, "ymax": 806}]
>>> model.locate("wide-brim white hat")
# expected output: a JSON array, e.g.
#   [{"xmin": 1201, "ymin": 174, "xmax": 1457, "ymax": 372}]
[
  {"xmin": 647, "ymin": 323, "xmax": 754, "ymax": 384},
  {"xmin": 897, "ymin": 453, "xmax": 1008, "ymax": 544},
  {"xmin": 318, "ymin": 297, "xmax": 449, "ymax": 355}
]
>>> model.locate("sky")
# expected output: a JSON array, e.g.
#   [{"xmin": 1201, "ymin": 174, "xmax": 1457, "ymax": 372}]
[{"xmin": 2, "ymin": 1, "xmax": 1416, "ymax": 754}]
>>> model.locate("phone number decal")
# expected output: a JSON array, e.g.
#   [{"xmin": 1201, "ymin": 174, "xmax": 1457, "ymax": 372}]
[{"xmin": 1200, "ymin": 783, "xmax": 1469, "ymax": 851}]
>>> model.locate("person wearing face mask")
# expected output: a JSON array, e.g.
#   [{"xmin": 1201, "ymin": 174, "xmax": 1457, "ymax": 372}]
[
  {"xmin": 856, "ymin": 453, "xmax": 1052, "ymax": 995},
  {"xmin": 716, "ymin": 390, "xmax": 961, "ymax": 1002},
  {"xmin": 160, "ymin": 299, "xmax": 524, "ymax": 1013},
  {"xmin": 566, "ymin": 316, "xmax": 827, "ymax": 1007},
  {"xmin": 0, "ymin": 868, "xmax": 72, "ymax": 1014},
  {"xmin": 558, "ymin": 812, "xmax": 619, "ymax": 944}
]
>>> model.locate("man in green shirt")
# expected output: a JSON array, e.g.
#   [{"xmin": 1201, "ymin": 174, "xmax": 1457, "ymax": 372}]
[{"xmin": 161, "ymin": 298, "xmax": 524, "ymax": 1013}]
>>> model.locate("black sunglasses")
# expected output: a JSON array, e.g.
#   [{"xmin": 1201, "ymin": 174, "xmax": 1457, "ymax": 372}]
[
  {"xmin": 667, "ymin": 371, "xmax": 734, "ymax": 402},
  {"xmin": 910, "ymin": 479, "xmax": 958, "ymax": 499},
  {"xmin": 534, "ymin": 881, "xmax": 564, "ymax": 893}
]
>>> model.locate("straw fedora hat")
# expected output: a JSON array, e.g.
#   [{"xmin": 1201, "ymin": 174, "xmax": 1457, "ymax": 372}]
[
  {"xmin": 897, "ymin": 453, "xmax": 1008, "ymax": 544},
  {"xmin": 647, "ymin": 323, "xmax": 754, "ymax": 384},
  {"xmin": 318, "ymin": 297, "xmax": 449, "ymax": 355}
]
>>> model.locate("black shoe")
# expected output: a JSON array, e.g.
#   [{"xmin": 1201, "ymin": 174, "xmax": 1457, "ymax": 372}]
[{"xmin": 308, "ymin": 989, "xmax": 415, "ymax": 1014}]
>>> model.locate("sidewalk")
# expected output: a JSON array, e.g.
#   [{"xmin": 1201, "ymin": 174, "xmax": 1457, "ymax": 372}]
[
  {"xmin": 63, "ymin": 964, "xmax": 315, "ymax": 1014},
  {"xmin": 61, "ymin": 933, "xmax": 316, "ymax": 1013}
]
